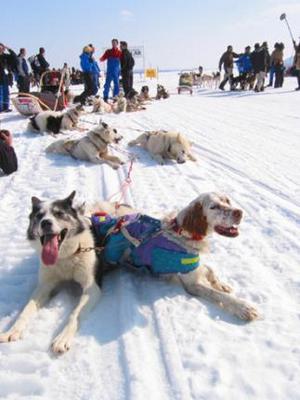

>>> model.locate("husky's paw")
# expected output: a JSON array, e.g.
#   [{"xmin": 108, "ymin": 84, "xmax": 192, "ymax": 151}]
[
  {"xmin": 236, "ymin": 302, "xmax": 259, "ymax": 321},
  {"xmin": 0, "ymin": 328, "xmax": 23, "ymax": 343},
  {"xmin": 51, "ymin": 330, "xmax": 74, "ymax": 354}
]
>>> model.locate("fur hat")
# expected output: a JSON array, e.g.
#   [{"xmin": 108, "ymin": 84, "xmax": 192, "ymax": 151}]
[{"xmin": 83, "ymin": 45, "xmax": 92, "ymax": 53}]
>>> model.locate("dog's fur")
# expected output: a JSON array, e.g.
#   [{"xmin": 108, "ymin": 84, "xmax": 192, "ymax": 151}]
[
  {"xmin": 99, "ymin": 192, "xmax": 259, "ymax": 321},
  {"xmin": 156, "ymin": 84, "xmax": 169, "ymax": 100},
  {"xmin": 128, "ymin": 130, "xmax": 197, "ymax": 164},
  {"xmin": 27, "ymin": 104, "xmax": 84, "ymax": 134},
  {"xmin": 0, "ymin": 192, "xmax": 132, "ymax": 354},
  {"xmin": 46, "ymin": 122, "xmax": 124, "ymax": 169},
  {"xmin": 92, "ymin": 94, "xmax": 127, "ymax": 114},
  {"xmin": 139, "ymin": 86, "xmax": 150, "ymax": 101},
  {"xmin": 92, "ymin": 97, "xmax": 113, "ymax": 114},
  {"xmin": 166, "ymin": 192, "xmax": 259, "ymax": 320}
]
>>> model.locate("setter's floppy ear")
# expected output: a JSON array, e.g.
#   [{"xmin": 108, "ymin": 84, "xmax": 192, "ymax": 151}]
[{"xmin": 182, "ymin": 202, "xmax": 208, "ymax": 236}]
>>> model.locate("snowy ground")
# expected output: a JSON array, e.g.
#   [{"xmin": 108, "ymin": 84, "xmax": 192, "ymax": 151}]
[{"xmin": 0, "ymin": 74, "xmax": 299, "ymax": 400}]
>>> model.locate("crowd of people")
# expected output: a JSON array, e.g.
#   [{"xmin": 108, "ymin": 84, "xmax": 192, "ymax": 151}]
[
  {"xmin": 0, "ymin": 38, "xmax": 136, "ymax": 113},
  {"xmin": 1, "ymin": 37, "xmax": 300, "ymax": 176},
  {"xmin": 74, "ymin": 39, "xmax": 135, "ymax": 105},
  {"xmin": 218, "ymin": 40, "xmax": 300, "ymax": 92}
]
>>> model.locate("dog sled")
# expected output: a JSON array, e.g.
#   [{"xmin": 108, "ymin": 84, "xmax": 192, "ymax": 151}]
[
  {"xmin": 178, "ymin": 71, "xmax": 193, "ymax": 94},
  {"xmin": 12, "ymin": 70, "xmax": 67, "ymax": 116}
]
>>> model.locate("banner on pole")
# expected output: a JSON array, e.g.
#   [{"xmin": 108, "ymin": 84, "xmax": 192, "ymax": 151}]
[{"xmin": 129, "ymin": 46, "xmax": 144, "ymax": 58}]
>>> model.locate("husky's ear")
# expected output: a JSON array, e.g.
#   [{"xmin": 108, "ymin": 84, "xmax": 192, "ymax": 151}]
[
  {"xmin": 31, "ymin": 196, "xmax": 42, "ymax": 207},
  {"xmin": 77, "ymin": 201, "xmax": 86, "ymax": 215},
  {"xmin": 63, "ymin": 191, "xmax": 76, "ymax": 206}
]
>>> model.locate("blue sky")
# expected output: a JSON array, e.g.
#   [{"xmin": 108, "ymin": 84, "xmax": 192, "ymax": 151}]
[{"xmin": 2, "ymin": 0, "xmax": 300, "ymax": 70}]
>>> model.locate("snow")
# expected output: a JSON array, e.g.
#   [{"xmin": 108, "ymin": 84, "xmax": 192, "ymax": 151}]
[{"xmin": 0, "ymin": 73, "xmax": 300, "ymax": 400}]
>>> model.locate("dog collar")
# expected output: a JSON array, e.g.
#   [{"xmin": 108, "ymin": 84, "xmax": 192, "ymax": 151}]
[{"xmin": 170, "ymin": 218, "xmax": 204, "ymax": 241}]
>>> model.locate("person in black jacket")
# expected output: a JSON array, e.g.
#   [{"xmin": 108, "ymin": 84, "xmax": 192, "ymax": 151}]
[
  {"xmin": 0, "ymin": 43, "xmax": 17, "ymax": 112},
  {"xmin": 32, "ymin": 47, "xmax": 50, "ymax": 81},
  {"xmin": 250, "ymin": 42, "xmax": 269, "ymax": 92},
  {"xmin": 120, "ymin": 41, "xmax": 135, "ymax": 97},
  {"xmin": 0, "ymin": 130, "xmax": 18, "ymax": 175}
]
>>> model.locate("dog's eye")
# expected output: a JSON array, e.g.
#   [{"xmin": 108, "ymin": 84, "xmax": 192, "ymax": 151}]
[
  {"xmin": 35, "ymin": 212, "xmax": 44, "ymax": 220},
  {"xmin": 210, "ymin": 205, "xmax": 219, "ymax": 210},
  {"xmin": 54, "ymin": 211, "xmax": 65, "ymax": 218}
]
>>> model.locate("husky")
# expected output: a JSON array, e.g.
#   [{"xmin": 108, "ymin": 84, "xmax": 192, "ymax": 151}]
[
  {"xmin": 92, "ymin": 96, "xmax": 113, "ymax": 114},
  {"xmin": 128, "ymin": 130, "xmax": 197, "ymax": 164},
  {"xmin": 27, "ymin": 104, "xmax": 84, "ymax": 134},
  {"xmin": 156, "ymin": 84, "xmax": 169, "ymax": 100},
  {"xmin": 0, "ymin": 191, "xmax": 132, "ymax": 354},
  {"xmin": 46, "ymin": 122, "xmax": 124, "ymax": 169}
]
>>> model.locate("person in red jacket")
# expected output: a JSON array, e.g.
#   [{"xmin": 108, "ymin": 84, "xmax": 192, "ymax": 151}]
[{"xmin": 100, "ymin": 39, "xmax": 122, "ymax": 101}]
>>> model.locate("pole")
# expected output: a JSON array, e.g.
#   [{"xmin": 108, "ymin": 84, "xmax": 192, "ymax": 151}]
[
  {"xmin": 54, "ymin": 68, "xmax": 65, "ymax": 111},
  {"xmin": 280, "ymin": 13, "xmax": 295, "ymax": 43}
]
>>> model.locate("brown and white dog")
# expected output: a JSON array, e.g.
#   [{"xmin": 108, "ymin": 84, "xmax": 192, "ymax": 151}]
[{"xmin": 163, "ymin": 192, "xmax": 259, "ymax": 320}]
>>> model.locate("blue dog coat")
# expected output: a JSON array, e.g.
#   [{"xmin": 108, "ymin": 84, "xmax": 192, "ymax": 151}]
[{"xmin": 92, "ymin": 213, "xmax": 200, "ymax": 274}]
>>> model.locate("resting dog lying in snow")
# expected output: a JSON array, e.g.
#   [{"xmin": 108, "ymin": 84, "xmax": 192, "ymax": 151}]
[
  {"xmin": 46, "ymin": 122, "xmax": 124, "ymax": 169},
  {"xmin": 128, "ymin": 130, "xmax": 197, "ymax": 164},
  {"xmin": 92, "ymin": 93, "xmax": 127, "ymax": 114},
  {"xmin": 0, "ymin": 191, "xmax": 132, "ymax": 354},
  {"xmin": 27, "ymin": 104, "xmax": 84, "ymax": 134},
  {"xmin": 94, "ymin": 192, "xmax": 259, "ymax": 321}
]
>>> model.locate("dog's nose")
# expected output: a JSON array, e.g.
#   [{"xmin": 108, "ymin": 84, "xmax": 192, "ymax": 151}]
[
  {"xmin": 232, "ymin": 209, "xmax": 243, "ymax": 220},
  {"xmin": 41, "ymin": 219, "xmax": 53, "ymax": 229}
]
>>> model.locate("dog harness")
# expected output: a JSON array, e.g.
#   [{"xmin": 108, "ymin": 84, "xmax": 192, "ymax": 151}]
[{"xmin": 91, "ymin": 213, "xmax": 200, "ymax": 274}]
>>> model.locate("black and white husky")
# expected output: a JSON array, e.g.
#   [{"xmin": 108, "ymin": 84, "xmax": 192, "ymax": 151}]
[
  {"xmin": 0, "ymin": 191, "xmax": 130, "ymax": 354},
  {"xmin": 27, "ymin": 104, "xmax": 84, "ymax": 134}
]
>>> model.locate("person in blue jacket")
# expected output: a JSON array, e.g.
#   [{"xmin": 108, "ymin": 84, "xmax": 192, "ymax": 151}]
[
  {"xmin": 74, "ymin": 45, "xmax": 96, "ymax": 104},
  {"xmin": 235, "ymin": 46, "xmax": 253, "ymax": 90},
  {"xmin": 100, "ymin": 39, "xmax": 122, "ymax": 102},
  {"xmin": 89, "ymin": 44, "xmax": 101, "ymax": 93}
]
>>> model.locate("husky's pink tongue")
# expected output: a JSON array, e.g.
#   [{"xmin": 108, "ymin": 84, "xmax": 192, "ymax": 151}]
[{"xmin": 41, "ymin": 235, "xmax": 59, "ymax": 266}]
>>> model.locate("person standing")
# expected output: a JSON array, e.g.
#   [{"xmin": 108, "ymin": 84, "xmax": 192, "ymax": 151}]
[
  {"xmin": 293, "ymin": 40, "xmax": 300, "ymax": 90},
  {"xmin": 17, "ymin": 48, "xmax": 30, "ymax": 93},
  {"xmin": 37, "ymin": 47, "xmax": 50, "ymax": 76},
  {"xmin": 268, "ymin": 43, "xmax": 278, "ymax": 87},
  {"xmin": 272, "ymin": 42, "xmax": 285, "ymax": 88},
  {"xmin": 120, "ymin": 41, "xmax": 135, "ymax": 97},
  {"xmin": 0, "ymin": 43, "xmax": 17, "ymax": 112},
  {"xmin": 62, "ymin": 62, "xmax": 71, "ymax": 90},
  {"xmin": 89, "ymin": 44, "xmax": 101, "ymax": 94},
  {"xmin": 218, "ymin": 45, "xmax": 240, "ymax": 90},
  {"xmin": 235, "ymin": 46, "xmax": 252, "ymax": 90},
  {"xmin": 74, "ymin": 45, "xmax": 95, "ymax": 104},
  {"xmin": 250, "ymin": 43, "xmax": 269, "ymax": 92},
  {"xmin": 100, "ymin": 39, "xmax": 122, "ymax": 101}
]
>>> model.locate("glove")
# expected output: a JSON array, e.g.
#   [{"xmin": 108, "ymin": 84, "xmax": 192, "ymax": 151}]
[{"xmin": 0, "ymin": 130, "xmax": 13, "ymax": 146}]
